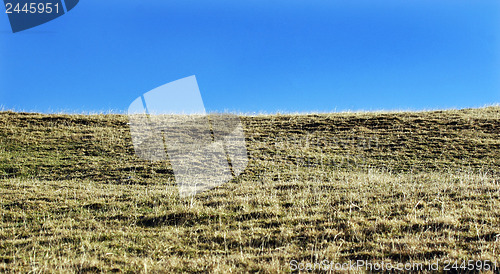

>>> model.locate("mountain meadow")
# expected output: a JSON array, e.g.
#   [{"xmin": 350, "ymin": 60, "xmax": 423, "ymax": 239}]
[{"xmin": 0, "ymin": 106, "xmax": 499, "ymax": 272}]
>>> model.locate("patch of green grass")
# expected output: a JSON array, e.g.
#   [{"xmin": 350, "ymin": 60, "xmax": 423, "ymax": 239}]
[{"xmin": 0, "ymin": 107, "xmax": 498, "ymax": 272}]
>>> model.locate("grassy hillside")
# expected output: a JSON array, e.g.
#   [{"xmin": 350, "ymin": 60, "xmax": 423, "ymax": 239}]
[{"xmin": 0, "ymin": 107, "xmax": 499, "ymax": 272}]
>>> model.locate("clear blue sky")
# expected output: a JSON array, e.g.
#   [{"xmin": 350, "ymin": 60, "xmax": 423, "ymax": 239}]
[{"xmin": 1, "ymin": 0, "xmax": 499, "ymax": 113}]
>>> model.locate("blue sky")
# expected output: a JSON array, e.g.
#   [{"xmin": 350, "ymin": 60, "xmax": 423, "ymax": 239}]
[{"xmin": 0, "ymin": 0, "xmax": 499, "ymax": 113}]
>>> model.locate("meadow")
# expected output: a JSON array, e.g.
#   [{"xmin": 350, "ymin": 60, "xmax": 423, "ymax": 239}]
[{"xmin": 0, "ymin": 106, "xmax": 499, "ymax": 272}]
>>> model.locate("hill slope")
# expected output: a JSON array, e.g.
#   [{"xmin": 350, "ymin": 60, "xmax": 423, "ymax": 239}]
[{"xmin": 0, "ymin": 107, "xmax": 499, "ymax": 272}]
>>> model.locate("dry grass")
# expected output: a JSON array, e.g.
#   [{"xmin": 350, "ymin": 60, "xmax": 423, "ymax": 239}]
[{"xmin": 0, "ymin": 106, "xmax": 499, "ymax": 272}]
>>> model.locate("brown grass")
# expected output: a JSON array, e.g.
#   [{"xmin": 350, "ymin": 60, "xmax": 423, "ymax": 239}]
[{"xmin": 0, "ymin": 106, "xmax": 499, "ymax": 272}]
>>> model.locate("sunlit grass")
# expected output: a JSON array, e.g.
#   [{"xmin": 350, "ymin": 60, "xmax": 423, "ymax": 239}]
[{"xmin": 0, "ymin": 106, "xmax": 498, "ymax": 272}]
